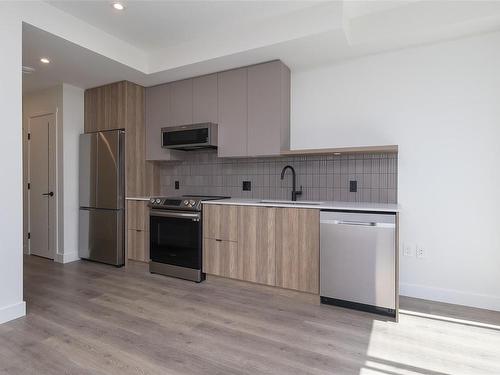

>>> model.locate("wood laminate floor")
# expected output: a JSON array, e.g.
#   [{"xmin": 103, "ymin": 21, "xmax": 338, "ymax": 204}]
[{"xmin": 1, "ymin": 255, "xmax": 499, "ymax": 375}]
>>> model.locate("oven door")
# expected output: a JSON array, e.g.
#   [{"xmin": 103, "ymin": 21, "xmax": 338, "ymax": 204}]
[{"xmin": 150, "ymin": 210, "xmax": 202, "ymax": 269}]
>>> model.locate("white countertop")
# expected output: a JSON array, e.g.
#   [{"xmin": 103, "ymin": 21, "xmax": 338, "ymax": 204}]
[
  {"xmin": 202, "ymin": 198, "xmax": 399, "ymax": 212},
  {"xmin": 126, "ymin": 197, "xmax": 151, "ymax": 201}
]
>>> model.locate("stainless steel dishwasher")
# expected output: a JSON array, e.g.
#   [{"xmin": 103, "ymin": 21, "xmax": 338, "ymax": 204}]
[{"xmin": 320, "ymin": 210, "xmax": 397, "ymax": 317}]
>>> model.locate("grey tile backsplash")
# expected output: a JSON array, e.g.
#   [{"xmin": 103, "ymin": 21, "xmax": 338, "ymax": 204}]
[{"xmin": 159, "ymin": 151, "xmax": 398, "ymax": 203}]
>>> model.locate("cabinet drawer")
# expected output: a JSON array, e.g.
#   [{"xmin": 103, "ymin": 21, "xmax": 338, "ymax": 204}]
[
  {"xmin": 203, "ymin": 238, "xmax": 238, "ymax": 278},
  {"xmin": 127, "ymin": 201, "xmax": 149, "ymax": 231},
  {"xmin": 203, "ymin": 204, "xmax": 238, "ymax": 241},
  {"xmin": 127, "ymin": 229, "xmax": 150, "ymax": 262}
]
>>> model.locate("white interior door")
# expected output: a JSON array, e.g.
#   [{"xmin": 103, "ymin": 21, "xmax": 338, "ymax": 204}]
[{"xmin": 28, "ymin": 114, "xmax": 56, "ymax": 259}]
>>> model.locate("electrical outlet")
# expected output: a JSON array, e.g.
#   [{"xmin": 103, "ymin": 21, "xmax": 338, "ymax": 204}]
[
  {"xmin": 174, "ymin": 181, "xmax": 180, "ymax": 190},
  {"xmin": 242, "ymin": 181, "xmax": 251, "ymax": 191},
  {"xmin": 416, "ymin": 246, "xmax": 425, "ymax": 258},
  {"xmin": 403, "ymin": 243, "xmax": 415, "ymax": 257},
  {"xmin": 349, "ymin": 180, "xmax": 358, "ymax": 193}
]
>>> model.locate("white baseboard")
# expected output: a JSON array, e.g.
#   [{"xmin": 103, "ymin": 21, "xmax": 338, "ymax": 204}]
[
  {"xmin": 0, "ymin": 302, "xmax": 26, "ymax": 325},
  {"xmin": 54, "ymin": 251, "xmax": 80, "ymax": 264},
  {"xmin": 400, "ymin": 283, "xmax": 500, "ymax": 312}
]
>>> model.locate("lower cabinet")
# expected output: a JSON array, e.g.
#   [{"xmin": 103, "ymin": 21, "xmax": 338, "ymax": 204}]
[
  {"xmin": 237, "ymin": 206, "xmax": 276, "ymax": 286},
  {"xmin": 127, "ymin": 229, "xmax": 149, "ymax": 262},
  {"xmin": 127, "ymin": 200, "xmax": 150, "ymax": 262},
  {"xmin": 203, "ymin": 238, "xmax": 238, "ymax": 278},
  {"xmin": 202, "ymin": 204, "xmax": 319, "ymax": 294},
  {"xmin": 275, "ymin": 208, "xmax": 320, "ymax": 294}
]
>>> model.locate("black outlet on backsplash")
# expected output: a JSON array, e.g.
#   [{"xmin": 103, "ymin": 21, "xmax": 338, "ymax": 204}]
[
  {"xmin": 175, "ymin": 181, "xmax": 180, "ymax": 190},
  {"xmin": 349, "ymin": 180, "xmax": 358, "ymax": 193},
  {"xmin": 242, "ymin": 181, "xmax": 252, "ymax": 191}
]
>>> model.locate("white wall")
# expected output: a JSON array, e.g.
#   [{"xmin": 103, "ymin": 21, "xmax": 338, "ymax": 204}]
[
  {"xmin": 22, "ymin": 84, "xmax": 84, "ymax": 264},
  {"xmin": 0, "ymin": 5, "xmax": 25, "ymax": 324},
  {"xmin": 291, "ymin": 31, "xmax": 500, "ymax": 311},
  {"xmin": 60, "ymin": 84, "xmax": 84, "ymax": 263}
]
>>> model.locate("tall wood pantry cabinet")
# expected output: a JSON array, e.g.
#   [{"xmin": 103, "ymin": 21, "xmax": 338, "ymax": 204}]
[{"xmin": 84, "ymin": 81, "xmax": 159, "ymax": 263}]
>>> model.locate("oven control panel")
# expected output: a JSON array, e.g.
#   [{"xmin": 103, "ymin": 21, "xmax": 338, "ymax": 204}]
[
  {"xmin": 149, "ymin": 197, "xmax": 200, "ymax": 211},
  {"xmin": 148, "ymin": 196, "xmax": 229, "ymax": 211}
]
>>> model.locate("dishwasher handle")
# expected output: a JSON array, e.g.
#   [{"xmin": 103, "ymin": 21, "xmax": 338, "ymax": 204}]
[
  {"xmin": 321, "ymin": 219, "xmax": 395, "ymax": 228},
  {"xmin": 337, "ymin": 220, "xmax": 376, "ymax": 226}
]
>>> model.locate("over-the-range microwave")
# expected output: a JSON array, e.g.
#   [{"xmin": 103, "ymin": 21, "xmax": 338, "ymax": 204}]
[{"xmin": 161, "ymin": 123, "xmax": 218, "ymax": 151}]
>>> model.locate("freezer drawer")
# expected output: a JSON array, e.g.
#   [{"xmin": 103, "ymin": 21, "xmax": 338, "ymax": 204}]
[
  {"xmin": 320, "ymin": 211, "xmax": 396, "ymax": 315},
  {"xmin": 79, "ymin": 208, "xmax": 125, "ymax": 266}
]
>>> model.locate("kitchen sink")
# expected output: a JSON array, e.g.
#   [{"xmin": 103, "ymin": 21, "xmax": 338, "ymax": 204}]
[{"xmin": 259, "ymin": 200, "xmax": 323, "ymax": 205}]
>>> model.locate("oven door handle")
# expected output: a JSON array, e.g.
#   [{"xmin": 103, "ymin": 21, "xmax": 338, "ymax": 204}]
[{"xmin": 150, "ymin": 211, "xmax": 201, "ymax": 221}]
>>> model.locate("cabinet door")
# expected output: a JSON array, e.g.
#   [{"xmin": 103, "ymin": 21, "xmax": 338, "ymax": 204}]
[
  {"xmin": 237, "ymin": 206, "xmax": 275, "ymax": 286},
  {"xmin": 203, "ymin": 239, "xmax": 238, "ymax": 278},
  {"xmin": 127, "ymin": 229, "xmax": 149, "ymax": 262},
  {"xmin": 203, "ymin": 204, "xmax": 238, "ymax": 242},
  {"xmin": 84, "ymin": 82, "xmax": 127, "ymax": 132},
  {"xmin": 170, "ymin": 79, "xmax": 193, "ymax": 126},
  {"xmin": 127, "ymin": 201, "xmax": 149, "ymax": 231},
  {"xmin": 145, "ymin": 84, "xmax": 182, "ymax": 161},
  {"xmin": 193, "ymin": 74, "xmax": 218, "ymax": 124},
  {"xmin": 247, "ymin": 61, "xmax": 289, "ymax": 156},
  {"xmin": 275, "ymin": 208, "xmax": 319, "ymax": 294},
  {"xmin": 217, "ymin": 68, "xmax": 248, "ymax": 157}
]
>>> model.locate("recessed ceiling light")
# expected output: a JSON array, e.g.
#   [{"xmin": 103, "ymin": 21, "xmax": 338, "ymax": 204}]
[
  {"xmin": 113, "ymin": 2, "xmax": 125, "ymax": 10},
  {"xmin": 40, "ymin": 57, "xmax": 50, "ymax": 64}
]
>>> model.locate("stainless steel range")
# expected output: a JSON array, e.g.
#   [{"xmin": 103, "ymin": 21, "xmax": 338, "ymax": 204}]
[{"xmin": 148, "ymin": 195, "xmax": 229, "ymax": 282}]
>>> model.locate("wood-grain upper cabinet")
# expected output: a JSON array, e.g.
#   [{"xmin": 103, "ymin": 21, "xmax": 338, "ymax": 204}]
[
  {"xmin": 217, "ymin": 68, "xmax": 248, "ymax": 157},
  {"xmin": 237, "ymin": 206, "xmax": 276, "ymax": 286},
  {"xmin": 275, "ymin": 208, "xmax": 320, "ymax": 294},
  {"xmin": 247, "ymin": 61, "xmax": 290, "ymax": 156},
  {"xmin": 203, "ymin": 204, "xmax": 238, "ymax": 241},
  {"xmin": 170, "ymin": 79, "xmax": 193, "ymax": 126},
  {"xmin": 84, "ymin": 81, "xmax": 127, "ymax": 132},
  {"xmin": 193, "ymin": 74, "xmax": 218, "ymax": 123}
]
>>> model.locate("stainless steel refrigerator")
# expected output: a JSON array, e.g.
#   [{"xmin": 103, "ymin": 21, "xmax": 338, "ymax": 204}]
[{"xmin": 79, "ymin": 130, "xmax": 125, "ymax": 266}]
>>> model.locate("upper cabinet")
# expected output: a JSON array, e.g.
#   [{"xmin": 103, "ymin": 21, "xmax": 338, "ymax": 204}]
[
  {"xmin": 217, "ymin": 60, "xmax": 290, "ymax": 158},
  {"xmin": 217, "ymin": 67, "xmax": 248, "ymax": 158},
  {"xmin": 84, "ymin": 81, "xmax": 127, "ymax": 132},
  {"xmin": 145, "ymin": 84, "xmax": 179, "ymax": 161},
  {"xmin": 247, "ymin": 61, "xmax": 290, "ymax": 156},
  {"xmin": 145, "ymin": 74, "xmax": 219, "ymax": 161},
  {"xmin": 170, "ymin": 79, "xmax": 193, "ymax": 126},
  {"xmin": 144, "ymin": 60, "xmax": 291, "ymax": 160},
  {"xmin": 193, "ymin": 74, "xmax": 218, "ymax": 124}
]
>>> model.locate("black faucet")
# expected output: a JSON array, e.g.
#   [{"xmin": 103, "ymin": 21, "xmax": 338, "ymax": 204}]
[{"xmin": 280, "ymin": 165, "xmax": 302, "ymax": 201}]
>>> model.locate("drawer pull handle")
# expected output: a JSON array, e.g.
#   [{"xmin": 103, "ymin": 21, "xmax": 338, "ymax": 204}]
[{"xmin": 215, "ymin": 239, "xmax": 222, "ymax": 242}]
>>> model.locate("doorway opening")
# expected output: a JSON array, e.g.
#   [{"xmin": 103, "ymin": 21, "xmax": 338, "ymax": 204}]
[{"xmin": 25, "ymin": 112, "xmax": 57, "ymax": 260}]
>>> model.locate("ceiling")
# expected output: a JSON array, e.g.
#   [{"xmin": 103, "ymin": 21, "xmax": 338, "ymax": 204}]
[
  {"xmin": 46, "ymin": 1, "xmax": 324, "ymax": 52},
  {"xmin": 22, "ymin": 0, "xmax": 500, "ymax": 93}
]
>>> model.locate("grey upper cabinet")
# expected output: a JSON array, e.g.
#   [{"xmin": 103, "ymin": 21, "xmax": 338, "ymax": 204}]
[
  {"xmin": 217, "ymin": 67, "xmax": 248, "ymax": 158},
  {"xmin": 145, "ymin": 84, "xmax": 180, "ymax": 161},
  {"xmin": 145, "ymin": 60, "xmax": 290, "ymax": 160},
  {"xmin": 170, "ymin": 79, "xmax": 193, "ymax": 126},
  {"xmin": 247, "ymin": 61, "xmax": 290, "ymax": 156},
  {"xmin": 193, "ymin": 74, "xmax": 218, "ymax": 124}
]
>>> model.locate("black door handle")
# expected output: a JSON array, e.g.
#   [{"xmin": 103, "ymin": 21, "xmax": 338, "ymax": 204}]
[{"xmin": 42, "ymin": 192, "xmax": 54, "ymax": 197}]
